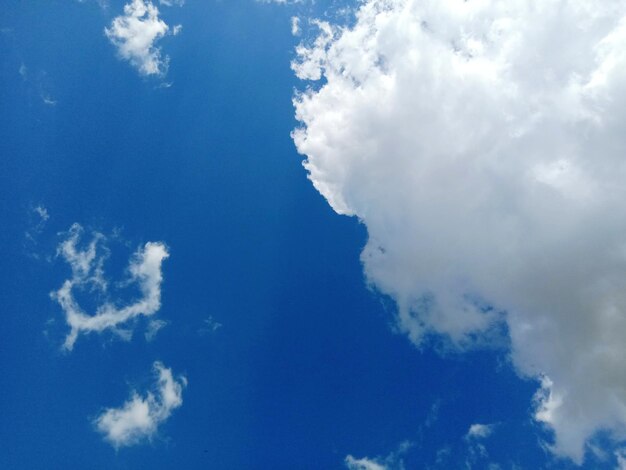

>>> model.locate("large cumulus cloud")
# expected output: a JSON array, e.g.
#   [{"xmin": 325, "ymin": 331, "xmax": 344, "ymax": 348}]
[{"xmin": 292, "ymin": 0, "xmax": 626, "ymax": 463}]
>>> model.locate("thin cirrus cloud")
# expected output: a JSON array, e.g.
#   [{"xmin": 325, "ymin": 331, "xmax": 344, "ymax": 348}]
[
  {"xmin": 105, "ymin": 0, "xmax": 181, "ymax": 76},
  {"xmin": 51, "ymin": 223, "xmax": 169, "ymax": 350},
  {"xmin": 292, "ymin": 0, "xmax": 626, "ymax": 464},
  {"xmin": 94, "ymin": 361, "xmax": 186, "ymax": 448},
  {"xmin": 344, "ymin": 423, "xmax": 499, "ymax": 469},
  {"xmin": 144, "ymin": 318, "xmax": 168, "ymax": 342}
]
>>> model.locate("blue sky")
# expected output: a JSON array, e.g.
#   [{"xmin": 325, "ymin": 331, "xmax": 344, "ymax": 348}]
[{"xmin": 3, "ymin": 1, "xmax": 626, "ymax": 469}]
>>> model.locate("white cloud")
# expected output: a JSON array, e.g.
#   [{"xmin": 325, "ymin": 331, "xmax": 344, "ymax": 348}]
[
  {"xmin": 105, "ymin": 0, "xmax": 176, "ymax": 76},
  {"xmin": 345, "ymin": 441, "xmax": 412, "ymax": 470},
  {"xmin": 51, "ymin": 223, "xmax": 169, "ymax": 350},
  {"xmin": 291, "ymin": 16, "xmax": 301, "ymax": 36},
  {"xmin": 292, "ymin": 0, "xmax": 626, "ymax": 464},
  {"xmin": 159, "ymin": 0, "xmax": 184, "ymax": 6},
  {"xmin": 94, "ymin": 361, "xmax": 186, "ymax": 448},
  {"xmin": 466, "ymin": 423, "xmax": 494, "ymax": 440},
  {"xmin": 145, "ymin": 319, "xmax": 167, "ymax": 341},
  {"xmin": 345, "ymin": 456, "xmax": 388, "ymax": 470},
  {"xmin": 34, "ymin": 205, "xmax": 49, "ymax": 221},
  {"xmin": 464, "ymin": 423, "xmax": 496, "ymax": 468}
]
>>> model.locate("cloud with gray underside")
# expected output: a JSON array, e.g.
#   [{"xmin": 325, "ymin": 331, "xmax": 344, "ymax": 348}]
[{"xmin": 292, "ymin": 0, "xmax": 626, "ymax": 463}]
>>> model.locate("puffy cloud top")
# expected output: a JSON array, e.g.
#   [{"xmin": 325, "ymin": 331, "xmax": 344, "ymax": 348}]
[
  {"xmin": 292, "ymin": 0, "xmax": 626, "ymax": 463},
  {"xmin": 105, "ymin": 0, "xmax": 174, "ymax": 76}
]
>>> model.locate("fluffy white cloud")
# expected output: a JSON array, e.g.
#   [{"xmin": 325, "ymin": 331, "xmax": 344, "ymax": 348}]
[
  {"xmin": 466, "ymin": 423, "xmax": 494, "ymax": 440},
  {"xmin": 292, "ymin": 0, "xmax": 626, "ymax": 463},
  {"xmin": 105, "ymin": 0, "xmax": 177, "ymax": 76},
  {"xmin": 51, "ymin": 223, "xmax": 169, "ymax": 350},
  {"xmin": 94, "ymin": 361, "xmax": 186, "ymax": 448}
]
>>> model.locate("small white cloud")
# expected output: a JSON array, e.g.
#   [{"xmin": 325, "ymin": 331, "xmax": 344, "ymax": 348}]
[
  {"xmin": 51, "ymin": 223, "xmax": 169, "ymax": 350},
  {"xmin": 345, "ymin": 441, "xmax": 411, "ymax": 470},
  {"xmin": 291, "ymin": 16, "xmax": 300, "ymax": 36},
  {"xmin": 105, "ymin": 0, "xmax": 176, "ymax": 76},
  {"xmin": 466, "ymin": 423, "xmax": 494, "ymax": 440},
  {"xmin": 18, "ymin": 63, "xmax": 27, "ymax": 79},
  {"xmin": 145, "ymin": 319, "xmax": 167, "ymax": 341},
  {"xmin": 34, "ymin": 206, "xmax": 49, "ymax": 221},
  {"xmin": 159, "ymin": 0, "xmax": 184, "ymax": 6},
  {"xmin": 76, "ymin": 0, "xmax": 109, "ymax": 9},
  {"xmin": 41, "ymin": 94, "xmax": 57, "ymax": 106},
  {"xmin": 94, "ymin": 361, "xmax": 186, "ymax": 448},
  {"xmin": 345, "ymin": 455, "xmax": 387, "ymax": 470}
]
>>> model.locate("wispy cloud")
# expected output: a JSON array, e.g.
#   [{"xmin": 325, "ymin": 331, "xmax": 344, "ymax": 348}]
[
  {"xmin": 18, "ymin": 64, "xmax": 57, "ymax": 105},
  {"xmin": 24, "ymin": 205, "xmax": 51, "ymax": 259},
  {"xmin": 291, "ymin": 16, "xmax": 300, "ymax": 36},
  {"xmin": 75, "ymin": 0, "xmax": 110, "ymax": 10},
  {"xmin": 198, "ymin": 315, "xmax": 222, "ymax": 336},
  {"xmin": 345, "ymin": 455, "xmax": 388, "ymax": 470},
  {"xmin": 94, "ymin": 361, "xmax": 186, "ymax": 448},
  {"xmin": 105, "ymin": 0, "xmax": 180, "ymax": 76},
  {"xmin": 345, "ymin": 441, "xmax": 412, "ymax": 470},
  {"xmin": 51, "ymin": 223, "xmax": 169, "ymax": 350},
  {"xmin": 26, "ymin": 205, "xmax": 49, "ymax": 235},
  {"xmin": 145, "ymin": 318, "xmax": 167, "ymax": 341}
]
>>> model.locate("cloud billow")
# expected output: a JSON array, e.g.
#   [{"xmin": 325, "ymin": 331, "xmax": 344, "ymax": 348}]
[{"xmin": 292, "ymin": 0, "xmax": 626, "ymax": 463}]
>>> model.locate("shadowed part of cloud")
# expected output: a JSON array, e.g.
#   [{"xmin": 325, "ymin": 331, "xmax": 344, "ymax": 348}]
[{"xmin": 292, "ymin": 0, "xmax": 626, "ymax": 463}]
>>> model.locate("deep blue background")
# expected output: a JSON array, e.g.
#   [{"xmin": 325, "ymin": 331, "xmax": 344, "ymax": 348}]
[{"xmin": 0, "ymin": 1, "xmax": 605, "ymax": 468}]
